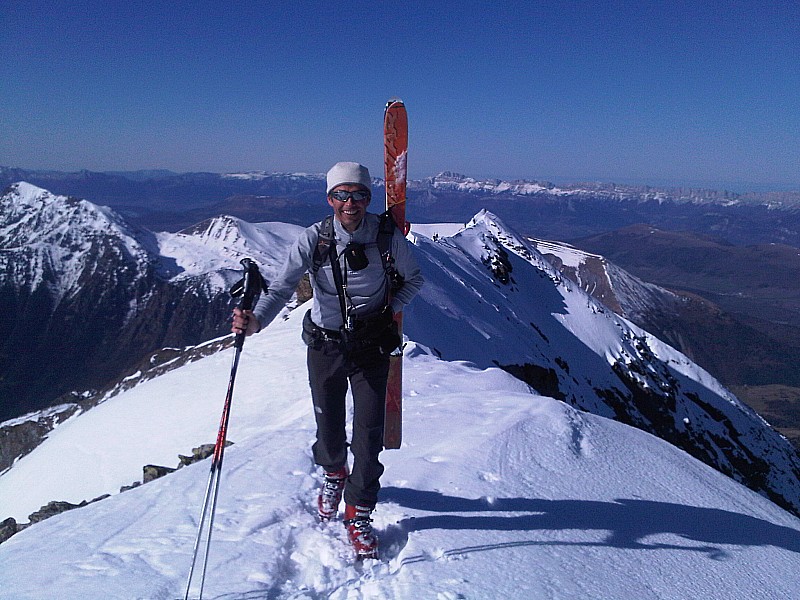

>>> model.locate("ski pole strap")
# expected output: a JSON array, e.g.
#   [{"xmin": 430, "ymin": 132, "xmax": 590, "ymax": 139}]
[{"xmin": 238, "ymin": 258, "xmax": 265, "ymax": 310}]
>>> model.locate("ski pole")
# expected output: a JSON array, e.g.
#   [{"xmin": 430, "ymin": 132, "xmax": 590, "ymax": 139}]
[{"xmin": 184, "ymin": 258, "xmax": 266, "ymax": 600}]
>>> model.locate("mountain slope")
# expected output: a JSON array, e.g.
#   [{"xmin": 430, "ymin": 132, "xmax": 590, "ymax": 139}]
[
  {"xmin": 0, "ymin": 182, "xmax": 160, "ymax": 418},
  {"xmin": 404, "ymin": 211, "xmax": 800, "ymax": 516},
  {"xmin": 0, "ymin": 182, "xmax": 297, "ymax": 422},
  {"xmin": 529, "ymin": 236, "xmax": 800, "ymax": 399},
  {"xmin": 573, "ymin": 224, "xmax": 800, "ymax": 333},
  {"xmin": 0, "ymin": 309, "xmax": 799, "ymax": 599}
]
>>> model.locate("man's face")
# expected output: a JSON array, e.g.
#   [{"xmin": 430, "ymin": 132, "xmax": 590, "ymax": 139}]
[{"xmin": 327, "ymin": 184, "xmax": 371, "ymax": 232}]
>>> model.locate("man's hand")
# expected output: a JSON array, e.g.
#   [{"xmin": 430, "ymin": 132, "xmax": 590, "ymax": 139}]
[{"xmin": 232, "ymin": 307, "xmax": 261, "ymax": 337}]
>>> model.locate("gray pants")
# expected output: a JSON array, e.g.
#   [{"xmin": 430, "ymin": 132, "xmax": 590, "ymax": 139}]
[{"xmin": 307, "ymin": 341, "xmax": 389, "ymax": 508}]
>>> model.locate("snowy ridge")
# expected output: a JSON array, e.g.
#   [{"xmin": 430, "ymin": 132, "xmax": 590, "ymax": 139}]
[
  {"xmin": 2, "ymin": 186, "xmax": 798, "ymax": 518},
  {"xmin": 156, "ymin": 216, "xmax": 299, "ymax": 285},
  {"xmin": 0, "ymin": 182, "xmax": 153, "ymax": 303},
  {"xmin": 0, "ymin": 181, "xmax": 296, "ymax": 308},
  {"xmin": 1, "ymin": 204, "xmax": 800, "ymax": 597},
  {"xmin": 0, "ymin": 308, "xmax": 799, "ymax": 599},
  {"xmin": 405, "ymin": 210, "xmax": 800, "ymax": 515}
]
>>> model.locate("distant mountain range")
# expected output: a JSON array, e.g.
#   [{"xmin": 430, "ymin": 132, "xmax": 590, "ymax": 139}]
[{"xmin": 3, "ymin": 166, "xmax": 800, "ymax": 244}]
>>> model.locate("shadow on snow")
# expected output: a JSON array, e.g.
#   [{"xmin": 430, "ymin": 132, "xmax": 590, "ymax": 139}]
[{"xmin": 379, "ymin": 487, "xmax": 800, "ymax": 561}]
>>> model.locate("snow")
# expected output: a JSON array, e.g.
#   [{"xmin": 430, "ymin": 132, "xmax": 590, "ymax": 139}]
[
  {"xmin": 531, "ymin": 238, "xmax": 601, "ymax": 270},
  {"xmin": 222, "ymin": 171, "xmax": 324, "ymax": 181},
  {"xmin": 1, "ymin": 184, "xmax": 304, "ymax": 312},
  {"xmin": 428, "ymin": 173, "xmax": 561, "ymax": 196},
  {"xmin": 156, "ymin": 217, "xmax": 302, "ymax": 282},
  {"xmin": 1, "ymin": 308, "xmax": 800, "ymax": 599},
  {"xmin": 411, "ymin": 222, "xmax": 466, "ymax": 239}
]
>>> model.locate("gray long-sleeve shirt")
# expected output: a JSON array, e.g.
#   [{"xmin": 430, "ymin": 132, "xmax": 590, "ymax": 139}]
[{"xmin": 253, "ymin": 213, "xmax": 424, "ymax": 331}]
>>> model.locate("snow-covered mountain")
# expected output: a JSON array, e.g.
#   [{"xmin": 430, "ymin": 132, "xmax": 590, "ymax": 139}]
[
  {"xmin": 1, "ymin": 302, "xmax": 800, "ymax": 599},
  {"xmin": 528, "ymin": 237, "xmax": 716, "ymax": 357},
  {"xmin": 528, "ymin": 237, "xmax": 679, "ymax": 320},
  {"xmin": 0, "ymin": 182, "xmax": 153, "ymax": 305},
  {"xmin": 0, "ymin": 182, "xmax": 295, "ymax": 423},
  {"xmin": 2, "ymin": 200, "xmax": 800, "ymax": 597},
  {"xmin": 2, "ymin": 179, "xmax": 798, "ymax": 511},
  {"xmin": 528, "ymin": 234, "xmax": 800, "ymax": 401}
]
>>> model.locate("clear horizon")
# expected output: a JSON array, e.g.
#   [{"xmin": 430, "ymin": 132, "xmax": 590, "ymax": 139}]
[
  {"xmin": 3, "ymin": 163, "xmax": 797, "ymax": 195},
  {"xmin": 2, "ymin": 1, "xmax": 799, "ymax": 191}
]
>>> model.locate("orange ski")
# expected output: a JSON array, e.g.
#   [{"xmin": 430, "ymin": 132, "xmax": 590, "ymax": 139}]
[{"xmin": 383, "ymin": 99, "xmax": 408, "ymax": 449}]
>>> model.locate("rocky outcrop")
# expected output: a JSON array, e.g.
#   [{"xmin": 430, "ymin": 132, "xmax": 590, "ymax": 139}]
[
  {"xmin": 0, "ymin": 517, "xmax": 18, "ymax": 543},
  {"xmin": 28, "ymin": 498, "xmax": 109, "ymax": 524}
]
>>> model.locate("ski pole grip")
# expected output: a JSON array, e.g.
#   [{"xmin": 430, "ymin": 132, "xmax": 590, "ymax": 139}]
[
  {"xmin": 233, "ymin": 258, "xmax": 265, "ymax": 349},
  {"xmin": 239, "ymin": 258, "xmax": 260, "ymax": 311}
]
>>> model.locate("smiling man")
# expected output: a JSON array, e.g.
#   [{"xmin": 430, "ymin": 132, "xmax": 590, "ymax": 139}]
[{"xmin": 231, "ymin": 161, "xmax": 424, "ymax": 560}]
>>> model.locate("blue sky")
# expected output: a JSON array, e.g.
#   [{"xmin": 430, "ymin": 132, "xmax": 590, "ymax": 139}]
[{"xmin": 2, "ymin": 0, "xmax": 798, "ymax": 190}]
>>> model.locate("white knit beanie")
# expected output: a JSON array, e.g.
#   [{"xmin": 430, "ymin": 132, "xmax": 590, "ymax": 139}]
[{"xmin": 326, "ymin": 162, "xmax": 371, "ymax": 194}]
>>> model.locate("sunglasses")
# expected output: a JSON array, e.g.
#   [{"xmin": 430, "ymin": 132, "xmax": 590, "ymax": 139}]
[{"xmin": 329, "ymin": 189, "xmax": 371, "ymax": 203}]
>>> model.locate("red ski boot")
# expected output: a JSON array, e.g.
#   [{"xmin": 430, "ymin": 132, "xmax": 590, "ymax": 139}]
[
  {"xmin": 317, "ymin": 466, "xmax": 348, "ymax": 521},
  {"xmin": 344, "ymin": 504, "xmax": 379, "ymax": 560}
]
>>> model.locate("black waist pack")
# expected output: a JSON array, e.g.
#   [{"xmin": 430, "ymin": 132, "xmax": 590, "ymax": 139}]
[
  {"xmin": 349, "ymin": 307, "xmax": 401, "ymax": 355},
  {"xmin": 302, "ymin": 309, "xmax": 400, "ymax": 355}
]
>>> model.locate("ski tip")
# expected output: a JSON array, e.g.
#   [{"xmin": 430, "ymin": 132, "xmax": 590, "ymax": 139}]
[{"xmin": 385, "ymin": 97, "xmax": 404, "ymax": 109}]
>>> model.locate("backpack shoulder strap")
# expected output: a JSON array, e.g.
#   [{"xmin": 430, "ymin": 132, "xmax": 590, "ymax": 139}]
[
  {"xmin": 377, "ymin": 211, "xmax": 405, "ymax": 296},
  {"xmin": 312, "ymin": 215, "xmax": 349, "ymax": 329},
  {"xmin": 312, "ymin": 215, "xmax": 335, "ymax": 274},
  {"xmin": 377, "ymin": 210, "xmax": 396, "ymax": 264}
]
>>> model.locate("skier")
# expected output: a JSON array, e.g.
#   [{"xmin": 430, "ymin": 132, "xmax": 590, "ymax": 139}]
[{"xmin": 231, "ymin": 161, "xmax": 424, "ymax": 559}]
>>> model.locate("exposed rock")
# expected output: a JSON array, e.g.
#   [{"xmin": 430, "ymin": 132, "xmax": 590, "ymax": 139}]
[
  {"xmin": 480, "ymin": 234, "xmax": 513, "ymax": 285},
  {"xmin": 0, "ymin": 517, "xmax": 18, "ymax": 544},
  {"xmin": 178, "ymin": 443, "xmax": 217, "ymax": 467},
  {"xmin": 120, "ymin": 481, "xmax": 142, "ymax": 493},
  {"xmin": 497, "ymin": 361, "xmax": 565, "ymax": 401},
  {"xmin": 143, "ymin": 464, "xmax": 176, "ymax": 483},
  {"xmin": 28, "ymin": 500, "xmax": 83, "ymax": 524}
]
